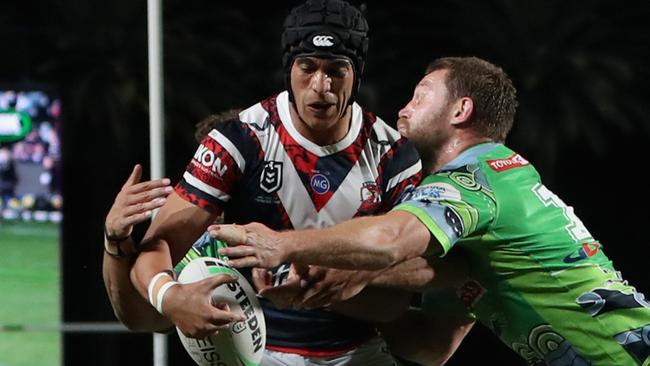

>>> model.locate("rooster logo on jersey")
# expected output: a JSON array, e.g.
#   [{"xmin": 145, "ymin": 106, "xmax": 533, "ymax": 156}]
[{"xmin": 358, "ymin": 182, "xmax": 382, "ymax": 214}]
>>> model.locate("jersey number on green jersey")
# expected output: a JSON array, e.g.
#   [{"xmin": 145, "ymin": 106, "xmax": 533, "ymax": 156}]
[{"xmin": 532, "ymin": 183, "xmax": 593, "ymax": 242}]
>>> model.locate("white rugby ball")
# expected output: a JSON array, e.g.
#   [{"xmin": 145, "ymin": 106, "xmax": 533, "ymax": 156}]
[{"xmin": 176, "ymin": 257, "xmax": 266, "ymax": 366}]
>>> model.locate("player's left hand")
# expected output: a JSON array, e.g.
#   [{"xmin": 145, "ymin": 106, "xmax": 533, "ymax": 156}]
[
  {"xmin": 105, "ymin": 164, "xmax": 172, "ymax": 239},
  {"xmin": 256, "ymin": 264, "xmax": 308, "ymax": 309},
  {"xmin": 295, "ymin": 267, "xmax": 373, "ymax": 309},
  {"xmin": 208, "ymin": 223, "xmax": 287, "ymax": 269}
]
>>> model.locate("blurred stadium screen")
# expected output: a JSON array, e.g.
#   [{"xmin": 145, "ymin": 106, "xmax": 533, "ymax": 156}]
[{"xmin": 1, "ymin": 88, "xmax": 62, "ymax": 366}]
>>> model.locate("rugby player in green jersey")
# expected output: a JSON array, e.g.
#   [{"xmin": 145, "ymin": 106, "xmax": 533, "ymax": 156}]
[{"xmin": 213, "ymin": 56, "xmax": 650, "ymax": 365}]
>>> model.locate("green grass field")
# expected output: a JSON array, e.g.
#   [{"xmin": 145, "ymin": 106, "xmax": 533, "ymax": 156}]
[{"xmin": 0, "ymin": 220, "xmax": 60, "ymax": 366}]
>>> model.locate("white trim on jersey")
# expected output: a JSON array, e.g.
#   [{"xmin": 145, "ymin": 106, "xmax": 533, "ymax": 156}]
[
  {"xmin": 246, "ymin": 117, "xmax": 363, "ymax": 229},
  {"xmin": 183, "ymin": 171, "xmax": 231, "ymax": 202},
  {"xmin": 276, "ymin": 91, "xmax": 363, "ymax": 157},
  {"xmin": 371, "ymin": 117, "xmax": 402, "ymax": 143},
  {"xmin": 208, "ymin": 129, "xmax": 246, "ymax": 173},
  {"xmin": 238, "ymin": 103, "xmax": 268, "ymax": 131},
  {"xmin": 386, "ymin": 160, "xmax": 422, "ymax": 191}
]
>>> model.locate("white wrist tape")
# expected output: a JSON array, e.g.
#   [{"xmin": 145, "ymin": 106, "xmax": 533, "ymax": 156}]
[
  {"xmin": 155, "ymin": 280, "xmax": 179, "ymax": 314},
  {"xmin": 147, "ymin": 271, "xmax": 176, "ymax": 314}
]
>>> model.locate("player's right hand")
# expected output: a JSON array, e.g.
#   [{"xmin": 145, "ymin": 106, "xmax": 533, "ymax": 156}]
[
  {"xmin": 162, "ymin": 274, "xmax": 246, "ymax": 339},
  {"xmin": 105, "ymin": 164, "xmax": 173, "ymax": 240},
  {"xmin": 208, "ymin": 223, "xmax": 288, "ymax": 269}
]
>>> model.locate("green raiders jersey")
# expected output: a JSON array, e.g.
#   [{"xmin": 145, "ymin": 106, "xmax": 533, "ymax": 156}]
[
  {"xmin": 174, "ymin": 232, "xmax": 230, "ymax": 274},
  {"xmin": 394, "ymin": 143, "xmax": 650, "ymax": 366}
]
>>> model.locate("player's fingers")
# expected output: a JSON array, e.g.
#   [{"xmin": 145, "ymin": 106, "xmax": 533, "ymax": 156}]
[
  {"xmin": 307, "ymin": 266, "xmax": 327, "ymax": 281},
  {"xmin": 300, "ymin": 282, "xmax": 327, "ymax": 304},
  {"xmin": 123, "ymin": 164, "xmax": 142, "ymax": 189},
  {"xmin": 125, "ymin": 186, "xmax": 172, "ymax": 205},
  {"xmin": 218, "ymin": 245, "xmax": 257, "ymax": 258},
  {"xmin": 120, "ymin": 211, "xmax": 154, "ymax": 228},
  {"xmin": 127, "ymin": 178, "xmax": 172, "ymax": 195},
  {"xmin": 252, "ymin": 268, "xmax": 272, "ymax": 292},
  {"xmin": 209, "ymin": 224, "xmax": 248, "ymax": 245},
  {"xmin": 301, "ymin": 288, "xmax": 333, "ymax": 309},
  {"xmin": 122, "ymin": 197, "xmax": 166, "ymax": 217},
  {"xmin": 226, "ymin": 257, "xmax": 261, "ymax": 268},
  {"xmin": 179, "ymin": 325, "xmax": 221, "ymax": 339},
  {"xmin": 259, "ymin": 286, "xmax": 296, "ymax": 309},
  {"xmin": 293, "ymin": 263, "xmax": 310, "ymax": 278},
  {"xmin": 204, "ymin": 273, "xmax": 239, "ymax": 290},
  {"xmin": 209, "ymin": 308, "xmax": 246, "ymax": 325}
]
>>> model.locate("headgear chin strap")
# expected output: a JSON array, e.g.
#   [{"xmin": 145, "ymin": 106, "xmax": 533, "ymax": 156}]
[{"xmin": 282, "ymin": 0, "xmax": 369, "ymax": 105}]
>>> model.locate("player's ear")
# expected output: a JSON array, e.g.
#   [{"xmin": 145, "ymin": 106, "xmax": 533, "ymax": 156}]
[{"xmin": 450, "ymin": 97, "xmax": 473, "ymax": 125}]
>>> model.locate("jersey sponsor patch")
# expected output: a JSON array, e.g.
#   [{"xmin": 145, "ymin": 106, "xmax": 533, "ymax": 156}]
[
  {"xmin": 193, "ymin": 143, "xmax": 229, "ymax": 176},
  {"xmin": 407, "ymin": 182, "xmax": 462, "ymax": 203},
  {"xmin": 310, "ymin": 173, "xmax": 330, "ymax": 195},
  {"xmin": 563, "ymin": 242, "xmax": 601, "ymax": 263},
  {"xmin": 486, "ymin": 153, "xmax": 529, "ymax": 172}
]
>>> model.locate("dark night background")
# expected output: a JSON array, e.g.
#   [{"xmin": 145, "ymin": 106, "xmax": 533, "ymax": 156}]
[{"xmin": 2, "ymin": 0, "xmax": 650, "ymax": 365}]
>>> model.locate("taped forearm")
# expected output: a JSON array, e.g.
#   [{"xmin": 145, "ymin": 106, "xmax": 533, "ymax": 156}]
[{"xmin": 130, "ymin": 238, "xmax": 175, "ymax": 301}]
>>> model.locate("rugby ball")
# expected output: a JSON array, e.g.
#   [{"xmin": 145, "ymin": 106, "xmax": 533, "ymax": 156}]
[{"xmin": 176, "ymin": 257, "xmax": 266, "ymax": 366}]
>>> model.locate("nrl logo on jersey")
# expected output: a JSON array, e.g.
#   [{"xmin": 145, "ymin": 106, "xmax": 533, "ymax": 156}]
[
  {"xmin": 260, "ymin": 160, "xmax": 282, "ymax": 193},
  {"xmin": 486, "ymin": 153, "xmax": 529, "ymax": 172}
]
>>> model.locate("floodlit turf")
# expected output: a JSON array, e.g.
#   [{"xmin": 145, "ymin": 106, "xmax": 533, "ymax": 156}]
[{"xmin": 0, "ymin": 220, "xmax": 60, "ymax": 366}]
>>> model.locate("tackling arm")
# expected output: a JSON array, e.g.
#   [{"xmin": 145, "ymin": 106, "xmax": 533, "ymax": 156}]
[{"xmin": 215, "ymin": 210, "xmax": 439, "ymax": 271}]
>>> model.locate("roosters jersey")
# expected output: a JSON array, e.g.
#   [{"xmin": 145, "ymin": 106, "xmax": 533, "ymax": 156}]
[{"xmin": 176, "ymin": 91, "xmax": 422, "ymax": 355}]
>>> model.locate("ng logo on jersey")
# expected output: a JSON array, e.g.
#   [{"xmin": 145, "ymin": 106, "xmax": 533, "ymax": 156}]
[{"xmin": 310, "ymin": 173, "xmax": 330, "ymax": 194}]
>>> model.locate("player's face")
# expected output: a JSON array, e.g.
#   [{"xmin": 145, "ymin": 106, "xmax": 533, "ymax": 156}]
[
  {"xmin": 397, "ymin": 70, "xmax": 454, "ymax": 159},
  {"xmin": 290, "ymin": 56, "xmax": 354, "ymax": 140}
]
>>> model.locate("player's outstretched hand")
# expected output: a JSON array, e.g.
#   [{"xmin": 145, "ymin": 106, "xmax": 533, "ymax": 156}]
[
  {"xmin": 105, "ymin": 164, "xmax": 173, "ymax": 239},
  {"xmin": 295, "ymin": 267, "xmax": 372, "ymax": 309},
  {"xmin": 163, "ymin": 274, "xmax": 246, "ymax": 339},
  {"xmin": 208, "ymin": 223, "xmax": 287, "ymax": 269}
]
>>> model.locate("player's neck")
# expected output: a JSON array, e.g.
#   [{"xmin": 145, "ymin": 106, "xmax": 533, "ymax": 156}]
[
  {"xmin": 289, "ymin": 104, "xmax": 352, "ymax": 146},
  {"xmin": 430, "ymin": 135, "xmax": 493, "ymax": 173}
]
